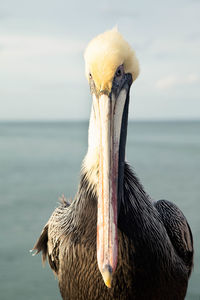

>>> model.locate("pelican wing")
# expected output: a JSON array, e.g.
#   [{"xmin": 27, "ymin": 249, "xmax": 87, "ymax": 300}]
[
  {"xmin": 155, "ymin": 199, "xmax": 193, "ymax": 276},
  {"xmin": 33, "ymin": 221, "xmax": 60, "ymax": 275},
  {"xmin": 33, "ymin": 224, "xmax": 48, "ymax": 264},
  {"xmin": 33, "ymin": 197, "xmax": 71, "ymax": 275}
]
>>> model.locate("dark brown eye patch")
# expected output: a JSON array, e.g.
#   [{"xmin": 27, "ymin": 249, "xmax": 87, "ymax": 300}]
[
  {"xmin": 115, "ymin": 65, "xmax": 124, "ymax": 78},
  {"xmin": 116, "ymin": 69, "xmax": 122, "ymax": 76}
]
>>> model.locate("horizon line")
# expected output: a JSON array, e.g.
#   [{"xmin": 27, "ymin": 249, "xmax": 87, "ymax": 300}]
[{"xmin": 0, "ymin": 118, "xmax": 200, "ymax": 123}]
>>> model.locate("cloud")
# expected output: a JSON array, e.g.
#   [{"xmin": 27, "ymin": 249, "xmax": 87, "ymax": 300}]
[
  {"xmin": 155, "ymin": 74, "xmax": 199, "ymax": 90},
  {"xmin": 0, "ymin": 34, "xmax": 85, "ymax": 57}
]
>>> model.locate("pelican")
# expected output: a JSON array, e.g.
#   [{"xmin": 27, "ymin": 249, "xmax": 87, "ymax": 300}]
[{"xmin": 33, "ymin": 29, "xmax": 193, "ymax": 300}]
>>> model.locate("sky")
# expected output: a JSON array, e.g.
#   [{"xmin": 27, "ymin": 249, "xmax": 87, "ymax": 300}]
[{"xmin": 0, "ymin": 0, "xmax": 200, "ymax": 120}]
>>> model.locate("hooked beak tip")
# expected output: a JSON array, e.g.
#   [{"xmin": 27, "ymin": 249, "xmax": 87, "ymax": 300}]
[{"xmin": 102, "ymin": 264, "xmax": 113, "ymax": 288}]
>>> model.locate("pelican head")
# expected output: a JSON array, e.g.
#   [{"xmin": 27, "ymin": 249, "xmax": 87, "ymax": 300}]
[{"xmin": 84, "ymin": 28, "xmax": 139, "ymax": 288}]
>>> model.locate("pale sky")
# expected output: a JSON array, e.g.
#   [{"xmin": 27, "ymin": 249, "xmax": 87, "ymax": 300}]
[{"xmin": 0, "ymin": 0, "xmax": 200, "ymax": 120}]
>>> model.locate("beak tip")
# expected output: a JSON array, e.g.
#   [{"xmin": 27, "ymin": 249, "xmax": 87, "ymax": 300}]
[{"xmin": 102, "ymin": 264, "xmax": 113, "ymax": 288}]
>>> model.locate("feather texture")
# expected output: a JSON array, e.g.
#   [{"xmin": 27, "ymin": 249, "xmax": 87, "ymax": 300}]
[{"xmin": 33, "ymin": 163, "xmax": 193, "ymax": 300}]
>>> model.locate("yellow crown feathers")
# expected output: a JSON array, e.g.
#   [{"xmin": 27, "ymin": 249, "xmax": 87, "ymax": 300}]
[{"xmin": 84, "ymin": 28, "xmax": 139, "ymax": 93}]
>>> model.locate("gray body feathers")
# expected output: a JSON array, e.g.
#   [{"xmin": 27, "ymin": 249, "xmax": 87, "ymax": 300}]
[{"xmin": 34, "ymin": 163, "xmax": 193, "ymax": 300}]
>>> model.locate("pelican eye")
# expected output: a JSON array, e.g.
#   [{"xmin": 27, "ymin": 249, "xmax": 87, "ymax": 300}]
[
  {"xmin": 116, "ymin": 69, "xmax": 121, "ymax": 77},
  {"xmin": 115, "ymin": 65, "xmax": 124, "ymax": 79},
  {"xmin": 89, "ymin": 72, "xmax": 92, "ymax": 79}
]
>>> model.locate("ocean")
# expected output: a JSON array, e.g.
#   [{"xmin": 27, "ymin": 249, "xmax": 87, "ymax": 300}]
[{"xmin": 0, "ymin": 121, "xmax": 199, "ymax": 299}]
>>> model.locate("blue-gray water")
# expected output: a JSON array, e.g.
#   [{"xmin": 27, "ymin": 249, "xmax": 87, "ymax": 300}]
[{"xmin": 0, "ymin": 121, "xmax": 199, "ymax": 299}]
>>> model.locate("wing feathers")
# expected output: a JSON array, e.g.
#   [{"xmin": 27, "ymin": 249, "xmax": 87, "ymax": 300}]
[
  {"xmin": 33, "ymin": 224, "xmax": 48, "ymax": 264},
  {"xmin": 155, "ymin": 199, "xmax": 193, "ymax": 276}
]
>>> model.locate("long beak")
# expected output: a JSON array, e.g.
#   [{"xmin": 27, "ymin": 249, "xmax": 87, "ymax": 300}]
[{"xmin": 94, "ymin": 86, "xmax": 130, "ymax": 288}]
